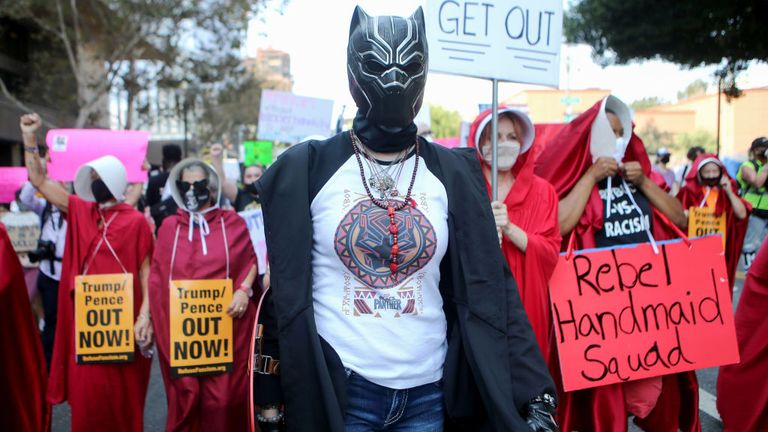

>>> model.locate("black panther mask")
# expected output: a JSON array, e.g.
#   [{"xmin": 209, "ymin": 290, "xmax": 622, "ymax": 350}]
[{"xmin": 347, "ymin": 6, "xmax": 428, "ymax": 131}]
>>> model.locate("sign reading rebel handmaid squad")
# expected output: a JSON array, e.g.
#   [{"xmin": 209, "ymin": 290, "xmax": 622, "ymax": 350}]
[
  {"xmin": 425, "ymin": 0, "xmax": 563, "ymax": 86},
  {"xmin": 549, "ymin": 236, "xmax": 739, "ymax": 392}
]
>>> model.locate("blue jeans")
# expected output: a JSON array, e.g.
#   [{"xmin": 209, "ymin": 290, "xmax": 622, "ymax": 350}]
[{"xmin": 344, "ymin": 370, "xmax": 444, "ymax": 432}]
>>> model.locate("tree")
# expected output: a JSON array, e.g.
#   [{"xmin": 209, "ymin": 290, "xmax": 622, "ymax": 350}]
[
  {"xmin": 630, "ymin": 96, "xmax": 664, "ymax": 111},
  {"xmin": 677, "ymin": 79, "xmax": 709, "ymax": 101},
  {"xmin": 429, "ymin": 105, "xmax": 461, "ymax": 138},
  {"xmin": 636, "ymin": 122, "xmax": 674, "ymax": 155},
  {"xmin": 677, "ymin": 130, "xmax": 717, "ymax": 154},
  {"xmin": 565, "ymin": 0, "xmax": 768, "ymax": 96},
  {"xmin": 0, "ymin": 0, "xmax": 274, "ymax": 128}
]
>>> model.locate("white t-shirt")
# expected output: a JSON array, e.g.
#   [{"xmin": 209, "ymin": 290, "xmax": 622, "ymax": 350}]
[{"xmin": 310, "ymin": 153, "xmax": 449, "ymax": 389}]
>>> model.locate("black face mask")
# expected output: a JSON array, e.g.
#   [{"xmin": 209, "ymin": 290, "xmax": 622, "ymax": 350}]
[
  {"xmin": 347, "ymin": 6, "xmax": 428, "ymax": 130},
  {"xmin": 700, "ymin": 175, "xmax": 721, "ymax": 187},
  {"xmin": 177, "ymin": 179, "xmax": 210, "ymax": 212},
  {"xmin": 660, "ymin": 155, "xmax": 670, "ymax": 164},
  {"xmin": 91, "ymin": 179, "xmax": 114, "ymax": 203},
  {"xmin": 244, "ymin": 182, "xmax": 259, "ymax": 196}
]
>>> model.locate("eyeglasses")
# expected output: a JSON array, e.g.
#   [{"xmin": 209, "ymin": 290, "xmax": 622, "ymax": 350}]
[{"xmin": 176, "ymin": 179, "xmax": 209, "ymax": 193}]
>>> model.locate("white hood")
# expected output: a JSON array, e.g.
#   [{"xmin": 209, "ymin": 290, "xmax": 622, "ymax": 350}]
[
  {"xmin": 589, "ymin": 95, "xmax": 633, "ymax": 162},
  {"xmin": 73, "ymin": 155, "xmax": 128, "ymax": 202},
  {"xmin": 167, "ymin": 158, "xmax": 222, "ymax": 212},
  {"xmin": 473, "ymin": 108, "xmax": 535, "ymax": 154}
]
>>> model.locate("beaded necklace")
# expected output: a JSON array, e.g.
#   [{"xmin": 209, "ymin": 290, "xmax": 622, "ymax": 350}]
[{"xmin": 350, "ymin": 130, "xmax": 419, "ymax": 274}]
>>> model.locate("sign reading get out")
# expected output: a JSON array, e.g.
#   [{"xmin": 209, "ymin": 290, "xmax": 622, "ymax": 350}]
[{"xmin": 426, "ymin": 0, "xmax": 563, "ymax": 86}]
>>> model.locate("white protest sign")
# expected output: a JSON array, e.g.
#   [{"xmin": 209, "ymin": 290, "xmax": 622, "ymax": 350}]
[
  {"xmin": 238, "ymin": 209, "xmax": 268, "ymax": 276},
  {"xmin": 257, "ymin": 90, "xmax": 334, "ymax": 143},
  {"xmin": 425, "ymin": 0, "xmax": 563, "ymax": 86}
]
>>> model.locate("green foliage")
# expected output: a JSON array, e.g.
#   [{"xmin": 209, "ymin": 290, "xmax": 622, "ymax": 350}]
[
  {"xmin": 430, "ymin": 105, "xmax": 461, "ymax": 138},
  {"xmin": 630, "ymin": 96, "xmax": 664, "ymax": 111},
  {"xmin": 677, "ymin": 79, "xmax": 708, "ymax": 101},
  {"xmin": 638, "ymin": 122, "xmax": 717, "ymax": 157},
  {"xmin": 0, "ymin": 0, "xmax": 278, "ymax": 128},
  {"xmin": 637, "ymin": 123, "xmax": 674, "ymax": 155},
  {"xmin": 677, "ymin": 130, "xmax": 717, "ymax": 154},
  {"xmin": 565, "ymin": 0, "xmax": 768, "ymax": 95}
]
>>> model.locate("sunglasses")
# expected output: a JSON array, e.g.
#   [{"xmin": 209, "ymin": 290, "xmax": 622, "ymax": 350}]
[{"xmin": 176, "ymin": 179, "xmax": 209, "ymax": 193}]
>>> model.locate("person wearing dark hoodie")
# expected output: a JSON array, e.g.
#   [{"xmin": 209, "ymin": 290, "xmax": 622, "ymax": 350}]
[
  {"xmin": 148, "ymin": 158, "xmax": 258, "ymax": 431},
  {"xmin": 677, "ymin": 153, "xmax": 750, "ymax": 294},
  {"xmin": 21, "ymin": 113, "xmax": 154, "ymax": 432},
  {"xmin": 468, "ymin": 107, "xmax": 561, "ymax": 369},
  {"xmin": 534, "ymin": 96, "xmax": 699, "ymax": 432},
  {"xmin": 255, "ymin": 6, "xmax": 557, "ymax": 432}
]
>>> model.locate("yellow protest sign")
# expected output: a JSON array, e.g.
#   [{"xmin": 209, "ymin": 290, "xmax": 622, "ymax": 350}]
[
  {"xmin": 75, "ymin": 273, "xmax": 134, "ymax": 364},
  {"xmin": 688, "ymin": 206, "xmax": 726, "ymax": 248},
  {"xmin": 169, "ymin": 279, "xmax": 233, "ymax": 377}
]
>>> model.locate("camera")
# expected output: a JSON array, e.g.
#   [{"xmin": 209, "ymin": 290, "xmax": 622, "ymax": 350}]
[{"xmin": 28, "ymin": 240, "xmax": 56, "ymax": 263}]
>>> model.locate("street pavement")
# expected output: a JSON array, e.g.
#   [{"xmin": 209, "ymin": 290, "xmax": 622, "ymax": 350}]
[{"xmin": 52, "ymin": 278, "xmax": 746, "ymax": 431}]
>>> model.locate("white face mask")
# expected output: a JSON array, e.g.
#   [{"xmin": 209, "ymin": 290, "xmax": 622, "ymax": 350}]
[
  {"xmin": 614, "ymin": 137, "xmax": 628, "ymax": 161},
  {"xmin": 482, "ymin": 141, "xmax": 521, "ymax": 171}
]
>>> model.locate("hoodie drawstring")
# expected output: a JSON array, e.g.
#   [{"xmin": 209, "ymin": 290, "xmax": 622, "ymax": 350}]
[
  {"xmin": 170, "ymin": 216, "xmax": 230, "ymax": 281},
  {"xmin": 699, "ymin": 186, "xmax": 712, "ymax": 208},
  {"xmin": 186, "ymin": 206, "xmax": 218, "ymax": 256},
  {"xmin": 620, "ymin": 177, "xmax": 659, "ymax": 254}
]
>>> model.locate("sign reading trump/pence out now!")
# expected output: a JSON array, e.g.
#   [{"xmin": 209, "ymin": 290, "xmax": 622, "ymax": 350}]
[
  {"xmin": 170, "ymin": 279, "xmax": 233, "ymax": 377},
  {"xmin": 75, "ymin": 274, "xmax": 134, "ymax": 364},
  {"xmin": 549, "ymin": 236, "xmax": 739, "ymax": 392}
]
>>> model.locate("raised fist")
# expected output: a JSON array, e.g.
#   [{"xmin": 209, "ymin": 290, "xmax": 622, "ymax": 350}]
[{"xmin": 20, "ymin": 113, "xmax": 42, "ymax": 136}]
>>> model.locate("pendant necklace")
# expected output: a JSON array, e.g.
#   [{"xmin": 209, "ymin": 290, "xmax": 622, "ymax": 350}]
[{"xmin": 350, "ymin": 130, "xmax": 419, "ymax": 275}]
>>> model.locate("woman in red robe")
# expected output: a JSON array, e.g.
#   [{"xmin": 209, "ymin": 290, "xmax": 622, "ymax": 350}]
[
  {"xmin": 149, "ymin": 158, "xmax": 258, "ymax": 432},
  {"xmin": 676, "ymin": 153, "xmax": 750, "ymax": 293},
  {"xmin": 468, "ymin": 107, "xmax": 561, "ymax": 364},
  {"xmin": 0, "ymin": 223, "xmax": 50, "ymax": 432},
  {"xmin": 717, "ymin": 240, "xmax": 768, "ymax": 431},
  {"xmin": 534, "ymin": 97, "xmax": 699, "ymax": 432},
  {"xmin": 21, "ymin": 113, "xmax": 154, "ymax": 432}
]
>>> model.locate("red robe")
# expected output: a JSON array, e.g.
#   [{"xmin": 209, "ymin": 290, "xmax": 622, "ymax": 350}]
[
  {"xmin": 149, "ymin": 208, "xmax": 257, "ymax": 432},
  {"xmin": 676, "ymin": 153, "xmax": 750, "ymax": 293},
  {"xmin": 534, "ymin": 100, "xmax": 700, "ymax": 432},
  {"xmin": 717, "ymin": 240, "xmax": 768, "ymax": 431},
  {"xmin": 468, "ymin": 109, "xmax": 562, "ymax": 363},
  {"xmin": 0, "ymin": 224, "xmax": 51, "ymax": 432},
  {"xmin": 47, "ymin": 196, "xmax": 154, "ymax": 432}
]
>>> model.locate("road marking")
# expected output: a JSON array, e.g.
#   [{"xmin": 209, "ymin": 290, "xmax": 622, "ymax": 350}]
[{"xmin": 699, "ymin": 388, "xmax": 721, "ymax": 422}]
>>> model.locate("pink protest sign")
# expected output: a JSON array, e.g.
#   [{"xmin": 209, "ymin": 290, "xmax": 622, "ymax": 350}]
[
  {"xmin": 0, "ymin": 167, "xmax": 28, "ymax": 203},
  {"xmin": 46, "ymin": 129, "xmax": 150, "ymax": 182},
  {"xmin": 549, "ymin": 236, "xmax": 739, "ymax": 392}
]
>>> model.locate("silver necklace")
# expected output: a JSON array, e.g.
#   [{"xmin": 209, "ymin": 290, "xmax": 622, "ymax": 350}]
[{"xmin": 352, "ymin": 134, "xmax": 413, "ymax": 200}]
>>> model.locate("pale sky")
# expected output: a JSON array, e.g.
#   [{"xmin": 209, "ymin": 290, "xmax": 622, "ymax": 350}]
[{"xmin": 246, "ymin": 0, "xmax": 768, "ymax": 121}]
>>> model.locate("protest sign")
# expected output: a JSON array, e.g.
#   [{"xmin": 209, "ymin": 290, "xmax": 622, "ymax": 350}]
[
  {"xmin": 549, "ymin": 236, "xmax": 739, "ymax": 392},
  {"xmin": 688, "ymin": 206, "xmax": 726, "ymax": 248},
  {"xmin": 425, "ymin": 0, "xmax": 563, "ymax": 86},
  {"xmin": 223, "ymin": 159, "xmax": 241, "ymax": 184},
  {"xmin": 46, "ymin": 129, "xmax": 150, "ymax": 182},
  {"xmin": 0, "ymin": 167, "xmax": 28, "ymax": 203},
  {"xmin": 1, "ymin": 211, "xmax": 41, "ymax": 252},
  {"xmin": 239, "ymin": 209, "xmax": 268, "ymax": 275},
  {"xmin": 243, "ymin": 140, "xmax": 274, "ymax": 166},
  {"xmin": 75, "ymin": 273, "xmax": 134, "ymax": 364},
  {"xmin": 257, "ymin": 90, "xmax": 334, "ymax": 143},
  {"xmin": 170, "ymin": 279, "xmax": 233, "ymax": 377}
]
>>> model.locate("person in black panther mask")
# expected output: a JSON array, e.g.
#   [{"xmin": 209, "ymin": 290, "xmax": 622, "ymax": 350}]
[{"xmin": 255, "ymin": 6, "xmax": 558, "ymax": 432}]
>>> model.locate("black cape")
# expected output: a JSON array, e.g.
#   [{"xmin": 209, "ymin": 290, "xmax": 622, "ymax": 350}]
[{"xmin": 256, "ymin": 132, "xmax": 555, "ymax": 431}]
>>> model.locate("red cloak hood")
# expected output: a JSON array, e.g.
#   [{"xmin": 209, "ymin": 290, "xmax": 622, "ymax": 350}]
[
  {"xmin": 533, "ymin": 98, "xmax": 676, "ymax": 250},
  {"xmin": 0, "ymin": 224, "xmax": 51, "ymax": 432},
  {"xmin": 717, "ymin": 240, "xmax": 768, "ymax": 432},
  {"xmin": 467, "ymin": 107, "xmax": 562, "ymax": 367},
  {"xmin": 677, "ymin": 153, "xmax": 751, "ymax": 290}
]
